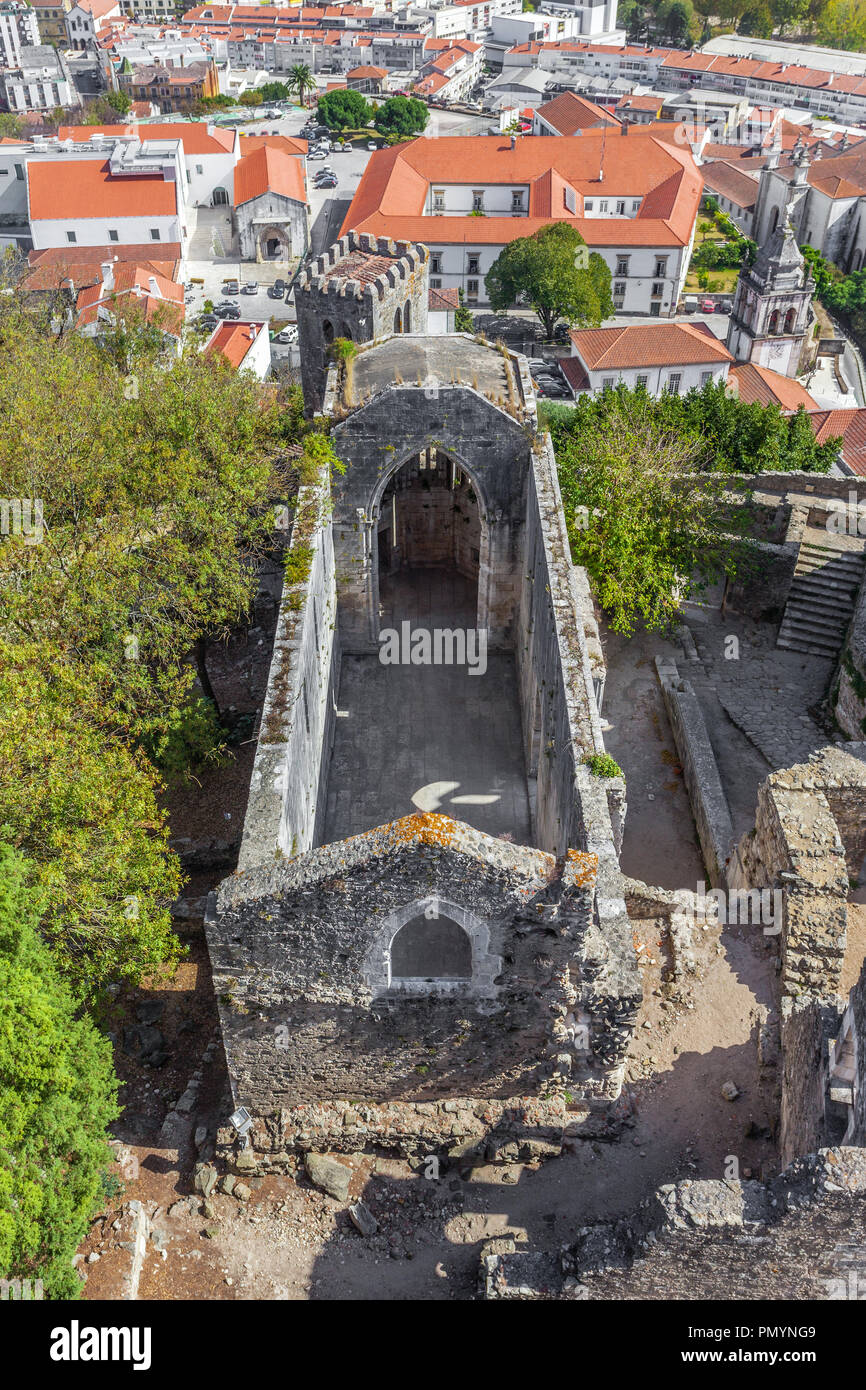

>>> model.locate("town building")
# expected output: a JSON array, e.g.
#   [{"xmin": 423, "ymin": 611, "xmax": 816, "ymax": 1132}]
[
  {"xmin": 65, "ymin": 0, "xmax": 120, "ymax": 50},
  {"xmin": 234, "ymin": 142, "xmax": 308, "ymax": 261},
  {"xmin": 752, "ymin": 139, "xmax": 866, "ymax": 274},
  {"xmin": 0, "ymin": 0, "xmax": 39, "ymax": 66},
  {"xmin": 726, "ymin": 206, "xmax": 815, "ymax": 379},
  {"xmin": 58, "ymin": 121, "xmax": 241, "ymax": 207},
  {"xmin": 119, "ymin": 56, "xmax": 220, "ymax": 109},
  {"xmin": 560, "ymin": 320, "xmax": 733, "ymax": 397},
  {"xmin": 340, "ymin": 129, "xmax": 702, "ymax": 315},
  {"xmin": 532, "ymin": 89, "xmax": 620, "ymax": 136},
  {"xmin": 73, "ymin": 255, "xmax": 185, "ymax": 350},
  {"xmin": 28, "ymin": 0, "xmax": 73, "ymax": 46},
  {"xmin": 1, "ymin": 42, "xmax": 76, "ymax": 111},
  {"xmin": 205, "ymin": 317, "xmax": 272, "ymax": 377}
]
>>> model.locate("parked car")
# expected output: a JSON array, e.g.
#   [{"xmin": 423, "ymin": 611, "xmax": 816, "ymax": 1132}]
[
  {"xmin": 317, "ymin": 175, "xmax": 338, "ymax": 189},
  {"xmin": 214, "ymin": 304, "xmax": 241, "ymax": 319},
  {"xmin": 367, "ymin": 140, "xmax": 381, "ymax": 150},
  {"xmin": 700, "ymin": 297, "xmax": 715, "ymax": 313},
  {"xmin": 308, "ymin": 148, "xmax": 327, "ymax": 159},
  {"xmin": 241, "ymin": 281, "xmax": 258, "ymax": 294},
  {"xmin": 683, "ymin": 294, "xmax": 699, "ymax": 314},
  {"xmin": 275, "ymin": 326, "xmax": 298, "ymax": 344},
  {"xmin": 718, "ymin": 299, "xmax": 733, "ymax": 314},
  {"xmin": 198, "ymin": 313, "xmax": 218, "ymax": 332},
  {"xmin": 223, "ymin": 279, "xmax": 239, "ymax": 294}
]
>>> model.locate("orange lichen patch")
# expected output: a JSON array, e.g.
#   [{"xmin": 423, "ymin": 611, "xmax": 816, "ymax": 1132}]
[
  {"xmin": 383, "ymin": 811, "xmax": 459, "ymax": 849},
  {"xmin": 564, "ymin": 848, "xmax": 598, "ymax": 889}
]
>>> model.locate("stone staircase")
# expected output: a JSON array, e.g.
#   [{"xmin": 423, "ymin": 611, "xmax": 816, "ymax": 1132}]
[{"xmin": 777, "ymin": 537, "xmax": 866, "ymax": 659}]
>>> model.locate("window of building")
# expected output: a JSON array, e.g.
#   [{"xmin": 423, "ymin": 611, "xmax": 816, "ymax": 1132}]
[
  {"xmin": 584, "ymin": 199, "xmax": 594, "ymax": 211},
  {"xmin": 66, "ymin": 230, "xmax": 76, "ymax": 243},
  {"xmin": 150, "ymin": 228, "xmax": 160, "ymax": 240},
  {"xmin": 616, "ymin": 199, "xmax": 625, "ymax": 215},
  {"xmin": 602, "ymin": 376, "xmax": 616, "ymax": 390},
  {"xmin": 466, "ymin": 278, "xmax": 479, "ymax": 300},
  {"xmin": 467, "ymin": 254, "xmax": 479, "ymax": 275},
  {"xmin": 632, "ymin": 199, "xmax": 640, "ymax": 211},
  {"xmin": 636, "ymin": 374, "xmax": 649, "ymax": 389},
  {"xmin": 614, "ymin": 281, "xmax": 626, "ymax": 298},
  {"xmin": 14, "ymin": 163, "xmax": 23, "ymax": 180},
  {"xmin": 667, "ymin": 372, "xmax": 682, "ymax": 395},
  {"xmin": 616, "ymin": 257, "xmax": 629, "ymax": 277},
  {"xmin": 511, "ymin": 189, "xmax": 523, "ymax": 211},
  {"xmin": 472, "ymin": 189, "xmax": 484, "ymax": 212},
  {"xmin": 433, "ymin": 188, "xmax": 445, "ymax": 211},
  {"xmin": 599, "ymin": 198, "xmax": 608, "ymax": 212},
  {"xmin": 108, "ymin": 229, "xmax": 118, "ymax": 242},
  {"xmin": 700, "ymin": 370, "xmax": 713, "ymax": 386},
  {"xmin": 431, "ymin": 253, "xmax": 442, "ymax": 274},
  {"xmin": 654, "ymin": 257, "xmax": 668, "ymax": 278},
  {"xmin": 651, "ymin": 282, "xmax": 664, "ymax": 298},
  {"xmin": 390, "ymin": 913, "xmax": 471, "ymax": 982},
  {"xmin": 430, "ymin": 277, "xmax": 441, "ymax": 289}
]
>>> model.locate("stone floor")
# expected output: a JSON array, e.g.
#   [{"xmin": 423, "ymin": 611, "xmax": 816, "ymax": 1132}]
[{"xmin": 320, "ymin": 569, "xmax": 533, "ymax": 846}]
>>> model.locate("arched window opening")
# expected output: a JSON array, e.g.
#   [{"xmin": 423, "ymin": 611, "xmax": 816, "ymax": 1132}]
[
  {"xmin": 770, "ymin": 207, "xmax": 779, "ymax": 233},
  {"xmin": 403, "ymin": 300, "xmax": 411, "ymax": 333},
  {"xmin": 784, "ymin": 307, "xmax": 796, "ymax": 334},
  {"xmin": 390, "ymin": 914, "xmax": 472, "ymax": 981},
  {"xmin": 768, "ymin": 309, "xmax": 780, "ymax": 335},
  {"xmin": 394, "ymin": 307, "xmax": 402, "ymax": 334},
  {"xmin": 322, "ymin": 319, "xmax": 334, "ymax": 345}
]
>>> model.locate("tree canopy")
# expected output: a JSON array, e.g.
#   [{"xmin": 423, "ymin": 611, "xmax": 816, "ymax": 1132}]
[
  {"xmin": 317, "ymin": 89, "xmax": 372, "ymax": 130},
  {"xmin": 373, "ymin": 96, "xmax": 428, "ymax": 138},
  {"xmin": 0, "ymin": 846, "xmax": 119, "ymax": 1298},
  {"xmin": 485, "ymin": 222, "xmax": 614, "ymax": 339},
  {"xmin": 545, "ymin": 382, "xmax": 838, "ymax": 634}
]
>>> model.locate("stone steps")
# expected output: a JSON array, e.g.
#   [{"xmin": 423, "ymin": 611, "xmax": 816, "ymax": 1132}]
[{"xmin": 777, "ymin": 543, "xmax": 866, "ymax": 657}]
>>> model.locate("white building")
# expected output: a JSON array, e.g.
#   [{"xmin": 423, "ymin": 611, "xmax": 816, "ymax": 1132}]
[
  {"xmin": 560, "ymin": 320, "xmax": 733, "ymax": 397},
  {"xmin": 2, "ymin": 44, "xmax": 76, "ymax": 112},
  {"xmin": 0, "ymin": 1, "xmax": 39, "ymax": 67},
  {"xmin": 205, "ymin": 318, "xmax": 271, "ymax": 378},
  {"xmin": 65, "ymin": 0, "xmax": 120, "ymax": 50},
  {"xmin": 25, "ymin": 137, "xmax": 188, "ymax": 258},
  {"xmin": 58, "ymin": 121, "xmax": 240, "ymax": 207},
  {"xmin": 342, "ymin": 129, "xmax": 702, "ymax": 316}
]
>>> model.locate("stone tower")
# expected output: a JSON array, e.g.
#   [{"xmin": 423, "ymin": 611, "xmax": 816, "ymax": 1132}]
[
  {"xmin": 726, "ymin": 208, "xmax": 815, "ymax": 379},
  {"xmin": 294, "ymin": 229, "xmax": 430, "ymax": 414}
]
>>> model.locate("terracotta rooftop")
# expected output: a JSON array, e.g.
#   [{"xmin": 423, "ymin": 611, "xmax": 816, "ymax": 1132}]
[
  {"xmin": 57, "ymin": 121, "xmax": 236, "ymax": 154},
  {"xmin": 808, "ymin": 408, "xmax": 866, "ymax": 474},
  {"xmin": 729, "ymin": 362, "xmax": 817, "ymax": 411},
  {"xmin": 700, "ymin": 159, "xmax": 760, "ymax": 209},
  {"xmin": 428, "ymin": 284, "xmax": 458, "ymax": 310},
  {"xmin": 570, "ymin": 322, "xmax": 733, "ymax": 370},
  {"xmin": 25, "ymin": 246, "xmax": 181, "ymax": 291},
  {"xmin": 535, "ymin": 90, "xmax": 619, "ymax": 135},
  {"xmin": 341, "ymin": 132, "xmax": 702, "ymax": 249},
  {"xmin": 234, "ymin": 144, "xmax": 306, "ymax": 206},
  {"xmin": 205, "ymin": 319, "xmax": 266, "ymax": 369},
  {"xmin": 27, "ymin": 158, "xmax": 178, "ymax": 221}
]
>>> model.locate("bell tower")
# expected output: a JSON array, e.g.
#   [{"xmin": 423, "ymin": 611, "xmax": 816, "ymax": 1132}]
[{"xmin": 726, "ymin": 204, "xmax": 815, "ymax": 379}]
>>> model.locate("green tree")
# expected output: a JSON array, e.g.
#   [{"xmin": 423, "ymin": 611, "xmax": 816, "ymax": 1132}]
[
  {"xmin": 317, "ymin": 88, "xmax": 372, "ymax": 130},
  {"xmin": 106, "ymin": 90, "xmax": 131, "ymax": 115},
  {"xmin": 546, "ymin": 390, "xmax": 752, "ymax": 634},
  {"xmin": 239, "ymin": 89, "xmax": 262, "ymax": 107},
  {"xmin": 455, "ymin": 287, "xmax": 474, "ymax": 332},
  {"xmin": 485, "ymin": 222, "xmax": 614, "ymax": 339},
  {"xmin": 288, "ymin": 63, "xmax": 315, "ymax": 107},
  {"xmin": 818, "ymin": 0, "xmax": 866, "ymax": 47},
  {"xmin": 656, "ymin": 0, "xmax": 701, "ymax": 43},
  {"xmin": 0, "ymin": 846, "xmax": 120, "ymax": 1297},
  {"xmin": 770, "ymin": 0, "xmax": 809, "ymax": 32},
  {"xmin": 259, "ymin": 80, "xmax": 291, "ymax": 104},
  {"xmin": 738, "ymin": 0, "xmax": 775, "ymax": 34},
  {"xmin": 0, "ymin": 112, "xmax": 23, "ymax": 139},
  {"xmin": 373, "ymin": 95, "xmax": 428, "ymax": 138}
]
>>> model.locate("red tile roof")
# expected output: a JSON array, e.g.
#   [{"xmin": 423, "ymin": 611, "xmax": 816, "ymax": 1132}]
[
  {"xmin": 205, "ymin": 319, "xmax": 266, "ymax": 369},
  {"xmin": 570, "ymin": 322, "xmax": 733, "ymax": 370},
  {"xmin": 535, "ymin": 90, "xmax": 619, "ymax": 135},
  {"xmin": 558, "ymin": 354, "xmax": 589, "ymax": 393},
  {"xmin": 239, "ymin": 133, "xmax": 307, "ymax": 158},
  {"xmin": 729, "ymin": 362, "xmax": 817, "ymax": 411},
  {"xmin": 234, "ymin": 144, "xmax": 306, "ymax": 206},
  {"xmin": 346, "ymin": 64, "xmax": 387, "ymax": 79},
  {"xmin": 808, "ymin": 408, "xmax": 866, "ymax": 474},
  {"xmin": 75, "ymin": 264, "xmax": 184, "ymax": 334},
  {"xmin": 25, "ymin": 245, "xmax": 181, "ymax": 291},
  {"xmin": 428, "ymin": 285, "xmax": 458, "ymax": 310},
  {"xmin": 27, "ymin": 158, "xmax": 178, "ymax": 221},
  {"xmin": 700, "ymin": 159, "xmax": 760, "ymax": 210},
  {"xmin": 341, "ymin": 132, "xmax": 702, "ymax": 249}
]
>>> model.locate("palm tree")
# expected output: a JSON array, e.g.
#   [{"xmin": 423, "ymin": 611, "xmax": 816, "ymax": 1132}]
[{"xmin": 289, "ymin": 64, "xmax": 315, "ymax": 109}]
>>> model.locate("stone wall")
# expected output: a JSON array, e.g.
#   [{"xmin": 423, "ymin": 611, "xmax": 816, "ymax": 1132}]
[
  {"xmin": 834, "ymin": 575, "xmax": 866, "ymax": 740},
  {"xmin": 655, "ymin": 655, "xmax": 735, "ymax": 885},
  {"xmin": 729, "ymin": 745, "xmax": 866, "ymax": 1163},
  {"xmin": 481, "ymin": 1147, "xmax": 866, "ymax": 1299},
  {"xmin": 236, "ymin": 481, "xmax": 339, "ymax": 872},
  {"xmin": 328, "ymin": 367, "xmax": 533, "ymax": 652}
]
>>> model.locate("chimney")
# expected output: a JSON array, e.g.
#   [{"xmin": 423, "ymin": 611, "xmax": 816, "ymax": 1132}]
[
  {"xmin": 249, "ymin": 324, "xmax": 257, "ymax": 339},
  {"xmin": 510, "ymin": 134, "xmax": 516, "ymax": 149},
  {"xmin": 621, "ymin": 120, "xmax": 628, "ymax": 134},
  {"xmin": 148, "ymin": 275, "xmax": 161, "ymax": 298},
  {"xmin": 101, "ymin": 261, "xmax": 114, "ymax": 292}
]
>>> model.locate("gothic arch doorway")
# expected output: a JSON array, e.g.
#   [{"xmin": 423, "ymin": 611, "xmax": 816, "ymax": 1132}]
[
  {"xmin": 213, "ymin": 187, "xmax": 229, "ymax": 206},
  {"xmin": 372, "ymin": 448, "xmax": 489, "ymax": 639}
]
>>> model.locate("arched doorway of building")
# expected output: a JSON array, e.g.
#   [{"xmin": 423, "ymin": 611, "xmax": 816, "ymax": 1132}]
[
  {"xmin": 213, "ymin": 187, "xmax": 229, "ymax": 206},
  {"xmin": 375, "ymin": 448, "xmax": 484, "ymax": 636}
]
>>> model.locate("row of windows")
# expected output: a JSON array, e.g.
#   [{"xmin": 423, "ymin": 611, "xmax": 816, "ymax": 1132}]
[
  {"xmin": 600, "ymin": 370, "xmax": 714, "ymax": 393},
  {"xmin": 67, "ymin": 227, "xmax": 162, "ymax": 243}
]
